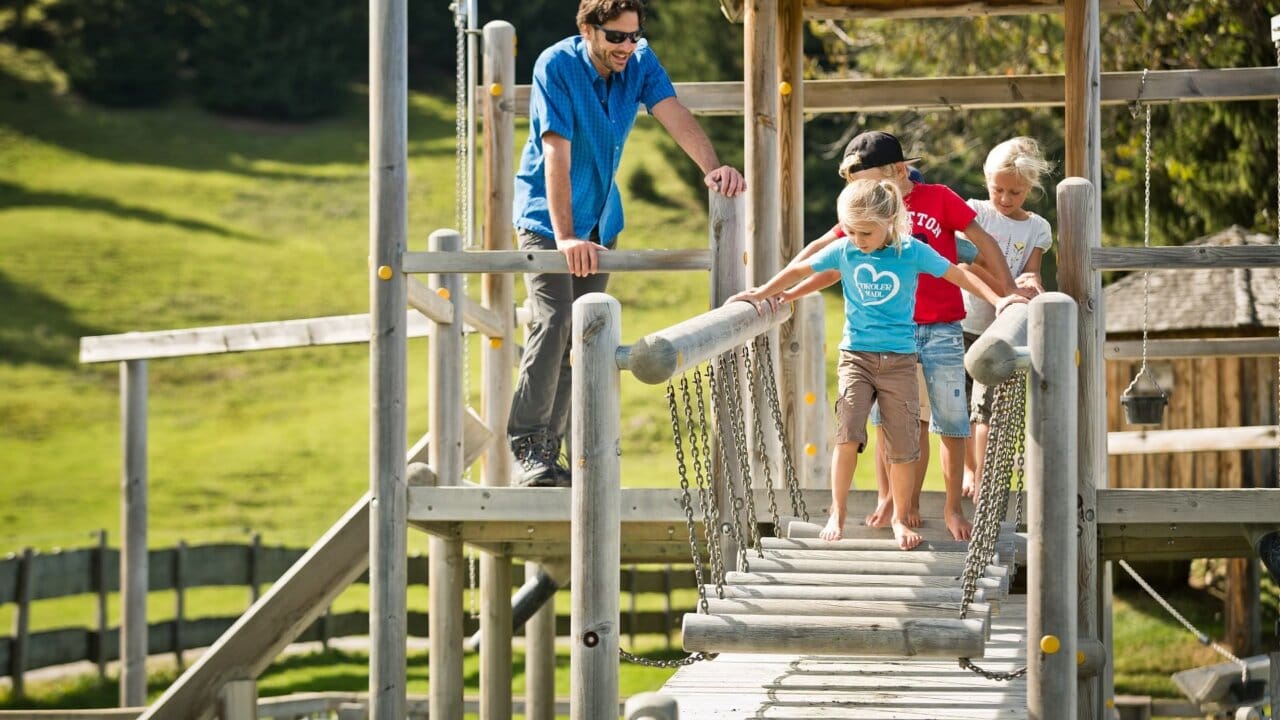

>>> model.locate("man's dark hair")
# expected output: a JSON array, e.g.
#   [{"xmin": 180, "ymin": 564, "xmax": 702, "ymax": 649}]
[{"xmin": 576, "ymin": 0, "xmax": 646, "ymax": 29}]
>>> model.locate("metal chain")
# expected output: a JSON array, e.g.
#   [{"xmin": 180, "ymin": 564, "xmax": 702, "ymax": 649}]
[
  {"xmin": 1118, "ymin": 559, "xmax": 1250, "ymax": 683},
  {"xmin": 467, "ymin": 546, "xmax": 478, "ymax": 618},
  {"xmin": 1124, "ymin": 71, "xmax": 1157, "ymax": 400},
  {"xmin": 453, "ymin": 2, "xmax": 467, "ymax": 237},
  {"xmin": 959, "ymin": 372, "xmax": 1030, "ymax": 682},
  {"xmin": 693, "ymin": 367, "xmax": 727, "ymax": 592},
  {"xmin": 742, "ymin": 341, "xmax": 783, "ymax": 535},
  {"xmin": 619, "ymin": 380, "xmax": 720, "ymax": 669},
  {"xmin": 755, "ymin": 334, "xmax": 809, "ymax": 522},
  {"xmin": 709, "ymin": 357, "xmax": 751, "ymax": 572},
  {"xmin": 1010, "ymin": 375, "xmax": 1028, "ymax": 527},
  {"xmin": 722, "ymin": 349, "xmax": 762, "ymax": 557},
  {"xmin": 667, "ymin": 379, "xmax": 710, "ymax": 615}
]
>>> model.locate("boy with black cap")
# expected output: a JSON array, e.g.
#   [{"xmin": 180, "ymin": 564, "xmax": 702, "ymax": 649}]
[{"xmin": 784, "ymin": 131, "xmax": 1017, "ymax": 542}]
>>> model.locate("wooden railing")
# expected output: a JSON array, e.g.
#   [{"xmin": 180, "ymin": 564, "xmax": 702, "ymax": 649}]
[{"xmin": 0, "ymin": 538, "xmax": 698, "ymax": 689}]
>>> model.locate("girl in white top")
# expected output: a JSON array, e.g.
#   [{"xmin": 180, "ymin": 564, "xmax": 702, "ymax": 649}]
[{"xmin": 958, "ymin": 137, "xmax": 1054, "ymax": 500}]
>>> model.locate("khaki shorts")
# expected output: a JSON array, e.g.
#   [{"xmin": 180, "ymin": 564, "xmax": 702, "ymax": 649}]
[{"xmin": 834, "ymin": 350, "xmax": 921, "ymax": 464}]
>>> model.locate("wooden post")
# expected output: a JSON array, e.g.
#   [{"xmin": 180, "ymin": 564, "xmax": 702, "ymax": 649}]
[
  {"xmin": 10, "ymin": 547, "xmax": 32, "ymax": 698},
  {"xmin": 744, "ymin": 0, "xmax": 782, "ymax": 496},
  {"xmin": 570, "ymin": 293, "xmax": 621, "ymax": 720},
  {"xmin": 523, "ymin": 560, "xmax": 556, "ymax": 720},
  {"xmin": 1055, "ymin": 177, "xmax": 1106, "ymax": 720},
  {"xmin": 94, "ymin": 529, "xmax": 109, "ymax": 680},
  {"xmin": 1270, "ymin": 648, "xmax": 1278, "ymax": 720},
  {"xmin": 625, "ymin": 692, "xmax": 679, "ymax": 720},
  {"xmin": 797, "ymin": 294, "xmax": 829, "ymax": 489},
  {"xmin": 1028, "ymin": 293, "xmax": 1080, "ymax": 720},
  {"xmin": 776, "ymin": 0, "xmax": 811, "ymax": 498},
  {"xmin": 480, "ymin": 21, "xmax": 516, "ymax": 720},
  {"xmin": 369, "ymin": 0, "xmax": 409, "ymax": 713},
  {"xmin": 217, "ymin": 679, "xmax": 257, "ymax": 720},
  {"xmin": 429, "ymin": 230, "xmax": 466, "ymax": 720},
  {"xmin": 248, "ymin": 533, "xmax": 261, "ymax": 604},
  {"xmin": 710, "ymin": 192, "xmax": 748, "ymax": 568},
  {"xmin": 120, "ymin": 358, "xmax": 148, "ymax": 708},
  {"xmin": 174, "ymin": 540, "xmax": 186, "ymax": 671}
]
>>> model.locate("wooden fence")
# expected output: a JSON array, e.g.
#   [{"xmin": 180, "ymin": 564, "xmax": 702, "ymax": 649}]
[{"xmin": 0, "ymin": 536, "xmax": 697, "ymax": 688}]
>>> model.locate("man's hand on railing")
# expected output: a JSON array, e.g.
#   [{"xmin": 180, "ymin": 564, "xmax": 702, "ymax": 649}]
[{"xmin": 556, "ymin": 238, "xmax": 604, "ymax": 277}]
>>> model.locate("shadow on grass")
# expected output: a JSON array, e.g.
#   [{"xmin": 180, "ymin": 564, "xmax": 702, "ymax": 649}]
[
  {"xmin": 0, "ymin": 50, "xmax": 456, "ymax": 182},
  {"xmin": 0, "ymin": 270, "xmax": 104, "ymax": 367},
  {"xmin": 0, "ymin": 179, "xmax": 250, "ymax": 241}
]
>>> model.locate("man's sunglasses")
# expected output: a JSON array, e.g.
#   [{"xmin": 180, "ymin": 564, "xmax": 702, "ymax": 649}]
[{"xmin": 591, "ymin": 23, "xmax": 643, "ymax": 44}]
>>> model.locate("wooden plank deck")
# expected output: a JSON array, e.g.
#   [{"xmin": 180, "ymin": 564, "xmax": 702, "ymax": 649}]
[{"xmin": 661, "ymin": 595, "xmax": 1028, "ymax": 719}]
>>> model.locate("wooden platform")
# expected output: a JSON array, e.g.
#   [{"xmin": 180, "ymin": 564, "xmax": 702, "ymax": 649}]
[{"xmin": 662, "ymin": 596, "xmax": 1028, "ymax": 719}]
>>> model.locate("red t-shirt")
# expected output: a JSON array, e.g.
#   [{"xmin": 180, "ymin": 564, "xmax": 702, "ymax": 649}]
[{"xmin": 831, "ymin": 182, "xmax": 976, "ymax": 324}]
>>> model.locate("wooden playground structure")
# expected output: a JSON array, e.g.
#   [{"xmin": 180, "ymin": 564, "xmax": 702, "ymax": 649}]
[{"xmin": 57, "ymin": 1, "xmax": 1280, "ymax": 719}]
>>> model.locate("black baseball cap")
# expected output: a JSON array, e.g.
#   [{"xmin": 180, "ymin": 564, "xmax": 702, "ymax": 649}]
[{"xmin": 839, "ymin": 131, "xmax": 921, "ymax": 175}]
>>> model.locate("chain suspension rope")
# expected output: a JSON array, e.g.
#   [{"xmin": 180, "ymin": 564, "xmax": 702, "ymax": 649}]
[
  {"xmin": 754, "ymin": 333, "xmax": 810, "ymax": 522},
  {"xmin": 742, "ymin": 340, "xmax": 783, "ymax": 535},
  {"xmin": 721, "ymin": 348, "xmax": 763, "ymax": 560},
  {"xmin": 708, "ymin": 358, "xmax": 752, "ymax": 571},
  {"xmin": 1123, "ymin": 69, "xmax": 1159, "ymax": 404},
  {"xmin": 620, "ymin": 372, "xmax": 724, "ymax": 669},
  {"xmin": 1117, "ymin": 559, "xmax": 1252, "ymax": 685},
  {"xmin": 958, "ymin": 370, "xmax": 1030, "ymax": 681},
  {"xmin": 692, "ymin": 368, "xmax": 727, "ymax": 592}
]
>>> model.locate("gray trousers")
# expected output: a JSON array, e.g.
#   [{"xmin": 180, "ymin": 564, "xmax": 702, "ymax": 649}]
[{"xmin": 508, "ymin": 229, "xmax": 610, "ymax": 444}]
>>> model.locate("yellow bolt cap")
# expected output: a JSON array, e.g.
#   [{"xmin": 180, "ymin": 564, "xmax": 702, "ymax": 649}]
[
  {"xmin": 804, "ymin": 392, "xmax": 816, "ymax": 405},
  {"xmin": 1076, "ymin": 650, "xmax": 1086, "ymax": 665},
  {"xmin": 1106, "ymin": 699, "xmax": 1115, "ymax": 709},
  {"xmin": 779, "ymin": 81, "xmax": 792, "ymax": 96},
  {"xmin": 804, "ymin": 443, "xmax": 817, "ymax": 456},
  {"xmin": 489, "ymin": 83, "xmax": 503, "ymax": 96},
  {"xmin": 436, "ymin": 287, "xmax": 450, "ymax": 300},
  {"xmin": 377, "ymin": 265, "xmax": 393, "ymax": 280},
  {"xmin": 490, "ymin": 337, "xmax": 503, "ymax": 349},
  {"xmin": 1039, "ymin": 635, "xmax": 1060, "ymax": 654}
]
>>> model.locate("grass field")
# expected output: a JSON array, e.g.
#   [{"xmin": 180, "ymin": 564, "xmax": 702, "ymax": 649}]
[{"xmin": 2, "ymin": 42, "xmax": 1273, "ymax": 713}]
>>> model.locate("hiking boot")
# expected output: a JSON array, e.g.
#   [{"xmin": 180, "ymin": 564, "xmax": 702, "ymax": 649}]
[
  {"xmin": 543, "ymin": 436, "xmax": 573, "ymax": 488},
  {"xmin": 512, "ymin": 435, "xmax": 561, "ymax": 488}
]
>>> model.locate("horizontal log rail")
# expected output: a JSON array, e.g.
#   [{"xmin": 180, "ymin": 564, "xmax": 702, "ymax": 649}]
[
  {"xmin": 494, "ymin": 68, "xmax": 1280, "ymax": 116},
  {"xmin": 1091, "ymin": 245, "xmax": 1280, "ymax": 271},
  {"xmin": 621, "ymin": 299, "xmax": 793, "ymax": 384},
  {"xmin": 1107, "ymin": 425, "xmax": 1280, "ymax": 455},
  {"xmin": 401, "ymin": 249, "xmax": 711, "ymax": 274},
  {"xmin": 1104, "ymin": 337, "xmax": 1280, "ymax": 360}
]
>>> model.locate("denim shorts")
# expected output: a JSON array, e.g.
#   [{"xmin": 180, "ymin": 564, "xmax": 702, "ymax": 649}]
[{"xmin": 871, "ymin": 321, "xmax": 971, "ymax": 438}]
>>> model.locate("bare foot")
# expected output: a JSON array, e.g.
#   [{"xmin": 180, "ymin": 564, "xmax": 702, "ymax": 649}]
[
  {"xmin": 962, "ymin": 473, "xmax": 977, "ymax": 498},
  {"xmin": 904, "ymin": 504, "xmax": 923, "ymax": 528},
  {"xmin": 819, "ymin": 515, "xmax": 845, "ymax": 541},
  {"xmin": 864, "ymin": 497, "xmax": 892, "ymax": 528},
  {"xmin": 891, "ymin": 521, "xmax": 924, "ymax": 550},
  {"xmin": 945, "ymin": 511, "xmax": 973, "ymax": 541}
]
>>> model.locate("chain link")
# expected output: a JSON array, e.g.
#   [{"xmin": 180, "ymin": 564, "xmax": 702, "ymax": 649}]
[
  {"xmin": 619, "ymin": 646, "xmax": 717, "ymax": 668},
  {"xmin": 755, "ymin": 334, "xmax": 809, "ymax": 522},
  {"xmin": 958, "ymin": 372, "xmax": 1029, "ymax": 682},
  {"xmin": 693, "ymin": 368, "xmax": 727, "ymax": 593},
  {"xmin": 742, "ymin": 342, "xmax": 783, "ymax": 535},
  {"xmin": 1124, "ymin": 74, "xmax": 1158, "ymax": 401},
  {"xmin": 722, "ymin": 349, "xmax": 762, "ymax": 558},
  {"xmin": 709, "ymin": 358, "xmax": 751, "ymax": 572}
]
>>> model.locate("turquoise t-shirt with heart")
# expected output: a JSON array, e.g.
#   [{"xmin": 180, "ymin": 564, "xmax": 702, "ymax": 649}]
[{"xmin": 807, "ymin": 237, "xmax": 951, "ymax": 354}]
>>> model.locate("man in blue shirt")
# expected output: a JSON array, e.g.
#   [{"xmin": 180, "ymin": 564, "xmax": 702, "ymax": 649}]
[{"xmin": 509, "ymin": 0, "xmax": 745, "ymax": 487}]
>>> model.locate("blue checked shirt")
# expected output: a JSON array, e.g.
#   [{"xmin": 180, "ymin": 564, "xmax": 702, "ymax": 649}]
[{"xmin": 513, "ymin": 35, "xmax": 676, "ymax": 247}]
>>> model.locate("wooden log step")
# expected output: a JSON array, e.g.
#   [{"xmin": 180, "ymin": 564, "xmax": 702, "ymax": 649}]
[
  {"xmin": 681, "ymin": 613, "xmax": 987, "ymax": 657},
  {"xmin": 665, "ymin": 696, "xmax": 1026, "ymax": 719},
  {"xmin": 783, "ymin": 518, "xmax": 1017, "ymax": 543},
  {"xmin": 704, "ymin": 583, "xmax": 996, "ymax": 607},
  {"xmin": 724, "ymin": 571, "xmax": 1007, "ymax": 595},
  {"xmin": 699, "ymin": 599, "xmax": 993, "ymax": 639},
  {"xmin": 756, "ymin": 547, "xmax": 972, "ymax": 567},
  {"xmin": 761, "ymin": 536, "xmax": 978, "ymax": 555},
  {"xmin": 740, "ymin": 556, "xmax": 1009, "ymax": 581}
]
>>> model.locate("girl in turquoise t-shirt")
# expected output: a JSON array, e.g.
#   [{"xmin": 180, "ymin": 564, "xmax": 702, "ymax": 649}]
[{"xmin": 734, "ymin": 179, "xmax": 1024, "ymax": 549}]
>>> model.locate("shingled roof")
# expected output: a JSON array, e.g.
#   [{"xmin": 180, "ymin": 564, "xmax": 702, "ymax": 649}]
[{"xmin": 1103, "ymin": 226, "xmax": 1280, "ymax": 334}]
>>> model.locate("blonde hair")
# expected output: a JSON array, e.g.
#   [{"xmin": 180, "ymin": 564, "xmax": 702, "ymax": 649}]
[
  {"xmin": 838, "ymin": 160, "xmax": 902, "ymax": 184},
  {"xmin": 837, "ymin": 179, "xmax": 911, "ymax": 249},
  {"xmin": 983, "ymin": 137, "xmax": 1053, "ymax": 192}
]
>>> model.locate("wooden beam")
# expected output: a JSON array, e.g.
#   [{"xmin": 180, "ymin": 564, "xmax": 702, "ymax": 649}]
[
  {"xmin": 623, "ymin": 298, "xmax": 793, "ymax": 384},
  {"xmin": 1104, "ymin": 337, "xmax": 1280, "ymax": 360},
  {"xmin": 1108, "ymin": 425, "xmax": 1280, "ymax": 454},
  {"xmin": 1095, "ymin": 488, "xmax": 1280, "ymax": 525},
  {"xmin": 402, "ymin": 249, "xmax": 710, "ymax": 274},
  {"xmin": 682, "ymin": 613, "xmax": 987, "ymax": 657},
  {"xmin": 801, "ymin": 0, "xmax": 1141, "ymax": 19},
  {"xmin": 1092, "ymin": 245, "xmax": 1280, "ymax": 270},
  {"xmin": 495, "ymin": 67, "xmax": 1279, "ymax": 117}
]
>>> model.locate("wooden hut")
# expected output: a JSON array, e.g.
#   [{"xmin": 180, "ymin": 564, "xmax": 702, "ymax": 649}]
[{"xmin": 1103, "ymin": 225, "xmax": 1278, "ymax": 654}]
